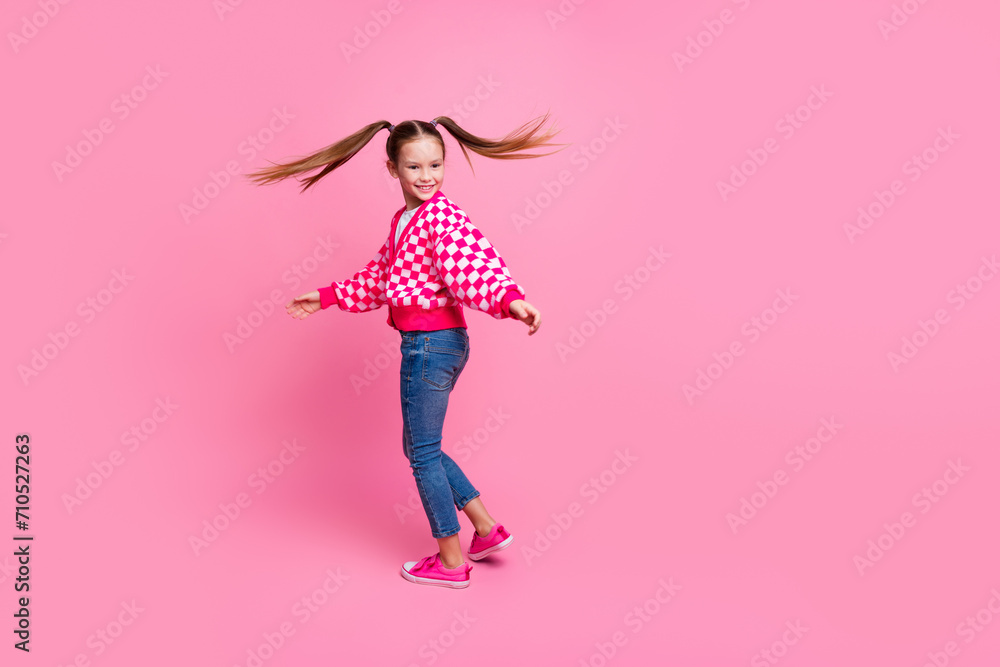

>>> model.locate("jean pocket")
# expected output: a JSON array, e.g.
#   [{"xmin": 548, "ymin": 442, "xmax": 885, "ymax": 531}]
[{"xmin": 421, "ymin": 337, "xmax": 468, "ymax": 390}]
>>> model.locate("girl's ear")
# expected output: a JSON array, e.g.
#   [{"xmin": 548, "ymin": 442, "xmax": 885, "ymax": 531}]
[{"xmin": 386, "ymin": 159, "xmax": 399, "ymax": 178}]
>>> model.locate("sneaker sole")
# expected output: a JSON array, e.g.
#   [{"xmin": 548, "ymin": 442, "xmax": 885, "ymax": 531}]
[
  {"xmin": 468, "ymin": 534, "xmax": 514, "ymax": 561},
  {"xmin": 400, "ymin": 567, "xmax": 470, "ymax": 589}
]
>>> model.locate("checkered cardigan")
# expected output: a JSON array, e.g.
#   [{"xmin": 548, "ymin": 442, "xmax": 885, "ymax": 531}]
[{"xmin": 317, "ymin": 191, "xmax": 525, "ymax": 329}]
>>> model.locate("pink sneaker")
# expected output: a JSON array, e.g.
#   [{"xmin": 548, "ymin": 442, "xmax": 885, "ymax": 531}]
[
  {"xmin": 400, "ymin": 553, "xmax": 472, "ymax": 589},
  {"xmin": 468, "ymin": 524, "xmax": 513, "ymax": 561}
]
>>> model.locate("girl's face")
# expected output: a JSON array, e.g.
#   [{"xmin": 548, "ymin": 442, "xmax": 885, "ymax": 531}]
[{"xmin": 387, "ymin": 137, "xmax": 444, "ymax": 210}]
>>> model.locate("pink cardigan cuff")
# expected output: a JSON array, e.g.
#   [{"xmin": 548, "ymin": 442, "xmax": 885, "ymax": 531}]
[
  {"xmin": 318, "ymin": 286, "xmax": 337, "ymax": 310},
  {"xmin": 501, "ymin": 290, "xmax": 524, "ymax": 317}
]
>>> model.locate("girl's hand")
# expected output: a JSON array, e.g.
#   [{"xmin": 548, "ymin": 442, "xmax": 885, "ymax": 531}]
[
  {"xmin": 508, "ymin": 299, "xmax": 541, "ymax": 335},
  {"xmin": 286, "ymin": 291, "xmax": 322, "ymax": 320}
]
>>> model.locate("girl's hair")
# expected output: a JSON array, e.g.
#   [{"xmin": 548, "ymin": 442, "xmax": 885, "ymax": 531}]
[{"xmin": 246, "ymin": 112, "xmax": 564, "ymax": 192}]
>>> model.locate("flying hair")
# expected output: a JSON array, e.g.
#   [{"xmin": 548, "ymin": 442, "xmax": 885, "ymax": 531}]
[{"xmin": 246, "ymin": 112, "xmax": 564, "ymax": 193}]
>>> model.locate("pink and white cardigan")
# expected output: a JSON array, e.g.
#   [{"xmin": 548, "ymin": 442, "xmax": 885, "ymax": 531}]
[{"xmin": 317, "ymin": 191, "xmax": 525, "ymax": 331}]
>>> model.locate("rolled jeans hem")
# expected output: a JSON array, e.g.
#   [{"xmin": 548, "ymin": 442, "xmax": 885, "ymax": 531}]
[
  {"xmin": 455, "ymin": 490, "xmax": 480, "ymax": 512},
  {"xmin": 431, "ymin": 525, "xmax": 463, "ymax": 540}
]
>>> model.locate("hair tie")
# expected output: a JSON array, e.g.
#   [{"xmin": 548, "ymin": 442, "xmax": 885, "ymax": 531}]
[{"xmin": 430, "ymin": 119, "xmax": 438, "ymax": 127}]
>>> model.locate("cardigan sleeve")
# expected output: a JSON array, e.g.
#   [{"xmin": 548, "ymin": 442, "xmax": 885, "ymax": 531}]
[
  {"xmin": 431, "ymin": 214, "xmax": 525, "ymax": 320},
  {"xmin": 317, "ymin": 238, "xmax": 390, "ymax": 312}
]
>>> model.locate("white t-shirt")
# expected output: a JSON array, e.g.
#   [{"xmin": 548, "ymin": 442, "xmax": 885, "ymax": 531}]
[{"xmin": 395, "ymin": 207, "xmax": 419, "ymax": 248}]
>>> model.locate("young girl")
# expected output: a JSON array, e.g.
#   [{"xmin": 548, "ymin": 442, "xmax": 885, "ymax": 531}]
[{"xmin": 248, "ymin": 114, "xmax": 561, "ymax": 588}]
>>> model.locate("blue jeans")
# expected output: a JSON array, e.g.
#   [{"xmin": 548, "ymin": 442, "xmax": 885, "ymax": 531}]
[{"xmin": 399, "ymin": 327, "xmax": 480, "ymax": 538}]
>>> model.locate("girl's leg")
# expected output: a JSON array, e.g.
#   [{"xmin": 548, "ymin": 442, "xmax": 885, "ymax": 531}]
[
  {"xmin": 435, "ymin": 534, "xmax": 463, "ymax": 569},
  {"xmin": 399, "ymin": 329, "xmax": 474, "ymax": 566},
  {"xmin": 460, "ymin": 496, "xmax": 498, "ymax": 537}
]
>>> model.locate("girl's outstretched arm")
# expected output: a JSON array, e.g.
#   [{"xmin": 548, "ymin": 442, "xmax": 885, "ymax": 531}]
[
  {"xmin": 286, "ymin": 291, "xmax": 321, "ymax": 320},
  {"xmin": 508, "ymin": 299, "xmax": 541, "ymax": 335},
  {"xmin": 316, "ymin": 239, "xmax": 391, "ymax": 313},
  {"xmin": 286, "ymin": 238, "xmax": 390, "ymax": 321}
]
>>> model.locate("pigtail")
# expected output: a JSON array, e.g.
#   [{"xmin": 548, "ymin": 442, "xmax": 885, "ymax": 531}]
[
  {"xmin": 432, "ymin": 112, "xmax": 565, "ymax": 174},
  {"xmin": 247, "ymin": 112, "xmax": 564, "ymax": 191},
  {"xmin": 246, "ymin": 120, "xmax": 393, "ymax": 192}
]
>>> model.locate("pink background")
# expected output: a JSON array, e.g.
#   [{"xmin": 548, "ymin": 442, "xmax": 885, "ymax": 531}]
[{"xmin": 4, "ymin": 0, "xmax": 999, "ymax": 665}]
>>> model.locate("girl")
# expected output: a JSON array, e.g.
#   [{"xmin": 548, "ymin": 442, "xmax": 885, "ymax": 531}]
[{"xmin": 248, "ymin": 114, "xmax": 561, "ymax": 588}]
